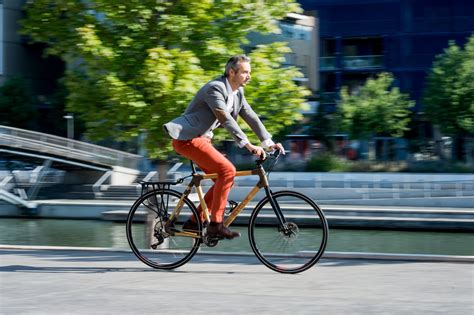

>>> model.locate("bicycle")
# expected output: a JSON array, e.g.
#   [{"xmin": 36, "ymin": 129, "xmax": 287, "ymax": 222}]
[{"xmin": 126, "ymin": 150, "xmax": 329, "ymax": 274}]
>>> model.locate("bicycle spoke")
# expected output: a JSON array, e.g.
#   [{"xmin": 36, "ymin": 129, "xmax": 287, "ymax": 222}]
[
  {"xmin": 249, "ymin": 191, "xmax": 328, "ymax": 273},
  {"xmin": 126, "ymin": 189, "xmax": 201, "ymax": 270}
]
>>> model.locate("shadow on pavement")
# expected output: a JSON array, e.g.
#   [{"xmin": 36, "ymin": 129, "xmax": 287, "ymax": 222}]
[
  {"xmin": 0, "ymin": 248, "xmax": 425, "ymax": 276},
  {"xmin": 0, "ymin": 264, "xmax": 154, "ymax": 273}
]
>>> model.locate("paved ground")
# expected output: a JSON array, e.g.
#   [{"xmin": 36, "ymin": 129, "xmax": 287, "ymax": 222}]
[{"xmin": 0, "ymin": 247, "xmax": 473, "ymax": 314}]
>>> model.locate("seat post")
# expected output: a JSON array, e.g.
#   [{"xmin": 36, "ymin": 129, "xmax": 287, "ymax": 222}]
[{"xmin": 190, "ymin": 160, "xmax": 197, "ymax": 174}]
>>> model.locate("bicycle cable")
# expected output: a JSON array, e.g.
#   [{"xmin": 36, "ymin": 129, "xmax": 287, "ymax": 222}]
[{"xmin": 264, "ymin": 150, "xmax": 281, "ymax": 179}]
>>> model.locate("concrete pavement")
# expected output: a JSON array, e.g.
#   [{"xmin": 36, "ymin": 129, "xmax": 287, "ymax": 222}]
[{"xmin": 1, "ymin": 246, "xmax": 473, "ymax": 314}]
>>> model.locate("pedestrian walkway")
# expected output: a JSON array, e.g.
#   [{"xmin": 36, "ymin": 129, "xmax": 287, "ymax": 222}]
[{"xmin": 1, "ymin": 246, "xmax": 472, "ymax": 314}]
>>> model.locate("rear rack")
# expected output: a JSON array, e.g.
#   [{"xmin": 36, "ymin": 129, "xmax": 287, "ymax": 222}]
[{"xmin": 139, "ymin": 179, "xmax": 185, "ymax": 196}]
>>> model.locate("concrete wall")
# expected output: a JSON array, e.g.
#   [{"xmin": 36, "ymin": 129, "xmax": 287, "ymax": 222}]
[
  {"xmin": 1, "ymin": 0, "xmax": 26, "ymax": 84},
  {"xmin": 0, "ymin": 0, "xmax": 63, "ymax": 93},
  {"xmin": 0, "ymin": 202, "xmax": 19, "ymax": 215},
  {"xmin": 246, "ymin": 13, "xmax": 319, "ymax": 93},
  {"xmin": 0, "ymin": 3, "xmax": 3, "ymax": 77},
  {"xmin": 111, "ymin": 166, "xmax": 139, "ymax": 185},
  {"xmin": 62, "ymin": 170, "xmax": 104, "ymax": 185}
]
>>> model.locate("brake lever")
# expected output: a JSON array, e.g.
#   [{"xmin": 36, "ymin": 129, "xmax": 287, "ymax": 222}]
[
  {"xmin": 256, "ymin": 154, "xmax": 266, "ymax": 165},
  {"xmin": 271, "ymin": 149, "xmax": 281, "ymax": 158},
  {"xmin": 256, "ymin": 149, "xmax": 279, "ymax": 165}
]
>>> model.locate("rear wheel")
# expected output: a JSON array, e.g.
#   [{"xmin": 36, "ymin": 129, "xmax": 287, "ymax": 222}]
[
  {"xmin": 249, "ymin": 191, "xmax": 328, "ymax": 274},
  {"xmin": 126, "ymin": 189, "xmax": 201, "ymax": 270}
]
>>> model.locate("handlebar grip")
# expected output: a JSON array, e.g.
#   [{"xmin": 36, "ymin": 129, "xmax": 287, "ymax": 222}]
[
  {"xmin": 256, "ymin": 149, "xmax": 280, "ymax": 164},
  {"xmin": 252, "ymin": 150, "xmax": 266, "ymax": 161},
  {"xmin": 256, "ymin": 154, "xmax": 266, "ymax": 163}
]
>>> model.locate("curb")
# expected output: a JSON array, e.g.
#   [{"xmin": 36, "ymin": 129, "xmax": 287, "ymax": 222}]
[{"xmin": 1, "ymin": 244, "xmax": 472, "ymax": 263}]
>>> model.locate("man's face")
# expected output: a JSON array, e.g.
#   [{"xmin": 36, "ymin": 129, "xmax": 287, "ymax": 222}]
[{"xmin": 230, "ymin": 61, "xmax": 251, "ymax": 88}]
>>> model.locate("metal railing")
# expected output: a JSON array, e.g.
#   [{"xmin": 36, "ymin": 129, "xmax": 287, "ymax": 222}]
[
  {"xmin": 93, "ymin": 170, "xmax": 113, "ymax": 198},
  {"xmin": 320, "ymin": 56, "xmax": 337, "ymax": 70},
  {"xmin": 0, "ymin": 125, "xmax": 142, "ymax": 169},
  {"xmin": 342, "ymin": 55, "xmax": 383, "ymax": 69},
  {"xmin": 320, "ymin": 55, "xmax": 383, "ymax": 70}
]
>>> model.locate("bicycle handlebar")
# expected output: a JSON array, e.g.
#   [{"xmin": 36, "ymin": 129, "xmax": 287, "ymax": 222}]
[{"xmin": 256, "ymin": 149, "xmax": 281, "ymax": 166}]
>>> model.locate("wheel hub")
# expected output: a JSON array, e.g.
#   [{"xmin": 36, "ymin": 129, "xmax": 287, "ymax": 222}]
[{"xmin": 280, "ymin": 222, "xmax": 299, "ymax": 239}]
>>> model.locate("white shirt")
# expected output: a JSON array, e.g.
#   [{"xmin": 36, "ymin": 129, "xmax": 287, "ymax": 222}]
[
  {"xmin": 225, "ymin": 78, "xmax": 239, "ymax": 113},
  {"xmin": 225, "ymin": 78, "xmax": 274, "ymax": 149}
]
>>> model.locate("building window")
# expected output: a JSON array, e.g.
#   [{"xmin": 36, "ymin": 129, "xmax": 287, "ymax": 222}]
[{"xmin": 280, "ymin": 21, "xmax": 311, "ymax": 41}]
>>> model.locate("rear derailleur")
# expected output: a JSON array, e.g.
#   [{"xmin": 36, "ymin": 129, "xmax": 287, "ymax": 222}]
[{"xmin": 150, "ymin": 216, "xmax": 171, "ymax": 249}]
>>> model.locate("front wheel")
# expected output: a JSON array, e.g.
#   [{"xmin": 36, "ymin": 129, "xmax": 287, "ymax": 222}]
[
  {"xmin": 249, "ymin": 191, "xmax": 329, "ymax": 274},
  {"xmin": 126, "ymin": 189, "xmax": 202, "ymax": 270}
]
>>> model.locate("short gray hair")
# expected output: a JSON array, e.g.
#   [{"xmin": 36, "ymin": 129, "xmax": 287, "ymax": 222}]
[{"xmin": 224, "ymin": 55, "xmax": 251, "ymax": 77}]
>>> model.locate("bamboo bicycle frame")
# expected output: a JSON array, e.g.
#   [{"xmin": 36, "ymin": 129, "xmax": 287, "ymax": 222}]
[{"xmin": 167, "ymin": 166, "xmax": 269, "ymax": 238}]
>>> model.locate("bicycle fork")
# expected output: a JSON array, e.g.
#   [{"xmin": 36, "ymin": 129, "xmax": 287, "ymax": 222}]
[{"xmin": 264, "ymin": 187, "xmax": 287, "ymax": 226}]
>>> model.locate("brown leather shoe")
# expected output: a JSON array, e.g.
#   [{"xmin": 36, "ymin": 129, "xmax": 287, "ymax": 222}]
[
  {"xmin": 207, "ymin": 222, "xmax": 240, "ymax": 240},
  {"xmin": 182, "ymin": 218, "xmax": 199, "ymax": 232}
]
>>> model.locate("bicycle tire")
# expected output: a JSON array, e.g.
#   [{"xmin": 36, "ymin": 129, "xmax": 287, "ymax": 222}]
[
  {"xmin": 248, "ymin": 190, "xmax": 329, "ymax": 274},
  {"xmin": 126, "ymin": 189, "xmax": 201, "ymax": 270}
]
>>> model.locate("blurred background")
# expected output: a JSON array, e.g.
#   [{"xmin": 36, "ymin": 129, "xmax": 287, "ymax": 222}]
[{"xmin": 0, "ymin": 0, "xmax": 473, "ymax": 256}]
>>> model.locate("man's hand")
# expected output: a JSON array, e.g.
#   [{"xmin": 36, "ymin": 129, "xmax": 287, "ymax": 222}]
[
  {"xmin": 270, "ymin": 143, "xmax": 286, "ymax": 155},
  {"xmin": 245, "ymin": 143, "xmax": 266, "ymax": 159}
]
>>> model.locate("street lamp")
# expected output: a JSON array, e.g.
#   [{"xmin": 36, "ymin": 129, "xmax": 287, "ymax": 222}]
[{"xmin": 63, "ymin": 113, "xmax": 74, "ymax": 139}]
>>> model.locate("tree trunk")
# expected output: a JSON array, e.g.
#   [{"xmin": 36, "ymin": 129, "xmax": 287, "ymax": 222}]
[
  {"xmin": 466, "ymin": 137, "xmax": 474, "ymax": 166},
  {"xmin": 382, "ymin": 139, "xmax": 388, "ymax": 161},
  {"xmin": 158, "ymin": 160, "xmax": 168, "ymax": 181},
  {"xmin": 368, "ymin": 135, "xmax": 375, "ymax": 161},
  {"xmin": 453, "ymin": 135, "xmax": 466, "ymax": 161},
  {"xmin": 433, "ymin": 125, "xmax": 445, "ymax": 160}
]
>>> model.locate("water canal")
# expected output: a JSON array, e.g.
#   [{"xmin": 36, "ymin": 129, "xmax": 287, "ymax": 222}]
[{"xmin": 1, "ymin": 218, "xmax": 472, "ymax": 256}]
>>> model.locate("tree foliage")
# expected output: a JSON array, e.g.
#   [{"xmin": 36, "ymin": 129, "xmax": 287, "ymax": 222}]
[
  {"xmin": 307, "ymin": 104, "xmax": 337, "ymax": 151},
  {"xmin": 338, "ymin": 72, "xmax": 413, "ymax": 139},
  {"xmin": 20, "ymin": 0, "xmax": 308, "ymax": 159},
  {"xmin": 423, "ymin": 36, "xmax": 474, "ymax": 136},
  {"xmin": 220, "ymin": 42, "xmax": 310, "ymax": 143},
  {"xmin": 0, "ymin": 76, "xmax": 36, "ymax": 129}
]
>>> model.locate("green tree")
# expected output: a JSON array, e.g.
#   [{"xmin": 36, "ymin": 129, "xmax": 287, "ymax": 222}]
[
  {"xmin": 20, "ymin": 0, "xmax": 308, "ymax": 160},
  {"xmin": 0, "ymin": 76, "xmax": 37, "ymax": 129},
  {"xmin": 338, "ymin": 72, "xmax": 413, "ymax": 140},
  {"xmin": 228, "ymin": 42, "xmax": 310, "ymax": 143},
  {"xmin": 337, "ymin": 72, "xmax": 413, "ymax": 160},
  {"xmin": 423, "ymin": 36, "xmax": 474, "ymax": 160},
  {"xmin": 307, "ymin": 103, "xmax": 338, "ymax": 152}
]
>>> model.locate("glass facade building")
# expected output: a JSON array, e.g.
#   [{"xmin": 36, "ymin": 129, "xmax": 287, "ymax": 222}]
[{"xmin": 299, "ymin": 0, "xmax": 474, "ymax": 110}]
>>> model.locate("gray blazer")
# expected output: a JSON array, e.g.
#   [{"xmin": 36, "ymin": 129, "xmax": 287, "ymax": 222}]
[{"xmin": 164, "ymin": 76, "xmax": 271, "ymax": 147}]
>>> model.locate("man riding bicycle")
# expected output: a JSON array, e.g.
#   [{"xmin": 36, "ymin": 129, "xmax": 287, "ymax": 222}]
[{"xmin": 164, "ymin": 55, "xmax": 285, "ymax": 240}]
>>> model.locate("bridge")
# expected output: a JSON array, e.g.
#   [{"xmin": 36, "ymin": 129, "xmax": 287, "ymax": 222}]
[
  {"xmin": 0, "ymin": 125, "xmax": 143, "ymax": 207},
  {"xmin": 0, "ymin": 125, "xmax": 142, "ymax": 170}
]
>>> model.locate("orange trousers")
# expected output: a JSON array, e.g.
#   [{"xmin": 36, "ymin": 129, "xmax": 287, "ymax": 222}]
[{"xmin": 172, "ymin": 137, "xmax": 236, "ymax": 223}]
